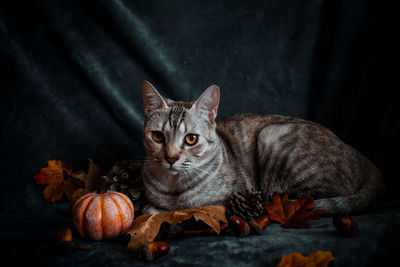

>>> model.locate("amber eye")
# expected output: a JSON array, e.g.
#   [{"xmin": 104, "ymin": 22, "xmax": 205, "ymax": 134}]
[
  {"xmin": 151, "ymin": 131, "xmax": 164, "ymax": 143},
  {"xmin": 185, "ymin": 134, "xmax": 199, "ymax": 146}
]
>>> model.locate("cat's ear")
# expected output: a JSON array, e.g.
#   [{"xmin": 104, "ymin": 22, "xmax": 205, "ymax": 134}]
[
  {"xmin": 142, "ymin": 80, "xmax": 168, "ymax": 117},
  {"xmin": 191, "ymin": 85, "xmax": 220, "ymax": 122}
]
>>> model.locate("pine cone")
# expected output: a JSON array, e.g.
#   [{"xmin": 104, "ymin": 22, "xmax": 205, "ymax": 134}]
[
  {"xmin": 105, "ymin": 160, "xmax": 146, "ymax": 211},
  {"xmin": 226, "ymin": 189, "xmax": 265, "ymax": 222}
]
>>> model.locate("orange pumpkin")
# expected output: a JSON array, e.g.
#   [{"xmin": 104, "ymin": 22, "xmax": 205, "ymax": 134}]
[{"xmin": 72, "ymin": 190, "xmax": 134, "ymax": 241}]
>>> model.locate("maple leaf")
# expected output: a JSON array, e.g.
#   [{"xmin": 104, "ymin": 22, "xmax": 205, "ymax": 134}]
[
  {"xmin": 125, "ymin": 206, "xmax": 228, "ymax": 251},
  {"xmin": 34, "ymin": 160, "xmax": 79, "ymax": 202},
  {"xmin": 264, "ymin": 194, "xmax": 327, "ymax": 228},
  {"xmin": 34, "ymin": 159, "xmax": 101, "ymax": 203},
  {"xmin": 276, "ymin": 250, "xmax": 335, "ymax": 267}
]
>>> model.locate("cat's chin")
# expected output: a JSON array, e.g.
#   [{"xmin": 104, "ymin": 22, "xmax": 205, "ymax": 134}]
[
  {"xmin": 166, "ymin": 169, "xmax": 179, "ymax": 175},
  {"xmin": 163, "ymin": 166, "xmax": 180, "ymax": 175}
]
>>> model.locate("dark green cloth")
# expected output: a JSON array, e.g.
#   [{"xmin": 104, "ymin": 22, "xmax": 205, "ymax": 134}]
[{"xmin": 3, "ymin": 201, "xmax": 400, "ymax": 266}]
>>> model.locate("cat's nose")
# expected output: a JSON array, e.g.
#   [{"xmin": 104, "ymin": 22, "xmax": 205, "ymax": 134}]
[{"xmin": 166, "ymin": 157, "xmax": 178, "ymax": 165}]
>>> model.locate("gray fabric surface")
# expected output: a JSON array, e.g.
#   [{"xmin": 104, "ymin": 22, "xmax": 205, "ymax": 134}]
[{"xmin": 3, "ymin": 200, "xmax": 399, "ymax": 266}]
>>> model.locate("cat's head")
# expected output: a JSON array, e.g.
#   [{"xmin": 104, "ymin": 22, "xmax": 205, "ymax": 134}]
[{"xmin": 142, "ymin": 80, "xmax": 220, "ymax": 174}]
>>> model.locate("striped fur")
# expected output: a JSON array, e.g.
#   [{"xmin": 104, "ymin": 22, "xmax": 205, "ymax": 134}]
[{"xmin": 141, "ymin": 82, "xmax": 385, "ymax": 215}]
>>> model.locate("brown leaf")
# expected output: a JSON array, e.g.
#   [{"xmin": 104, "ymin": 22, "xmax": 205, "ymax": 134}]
[
  {"xmin": 71, "ymin": 159, "xmax": 101, "ymax": 192},
  {"xmin": 57, "ymin": 226, "xmax": 72, "ymax": 242},
  {"xmin": 178, "ymin": 223, "xmax": 229, "ymax": 236},
  {"xmin": 34, "ymin": 160, "xmax": 79, "ymax": 202},
  {"xmin": 264, "ymin": 194, "xmax": 327, "ymax": 228},
  {"xmin": 34, "ymin": 159, "xmax": 101, "ymax": 203},
  {"xmin": 125, "ymin": 206, "xmax": 228, "ymax": 251},
  {"xmin": 276, "ymin": 251, "xmax": 335, "ymax": 267},
  {"xmin": 70, "ymin": 188, "xmax": 89, "ymax": 205}
]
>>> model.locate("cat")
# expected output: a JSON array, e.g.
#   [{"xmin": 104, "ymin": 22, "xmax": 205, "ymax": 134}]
[{"xmin": 140, "ymin": 80, "xmax": 385, "ymax": 215}]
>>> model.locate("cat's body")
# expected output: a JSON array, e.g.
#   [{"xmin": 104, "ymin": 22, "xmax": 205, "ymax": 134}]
[{"xmin": 141, "ymin": 81, "xmax": 384, "ymax": 215}]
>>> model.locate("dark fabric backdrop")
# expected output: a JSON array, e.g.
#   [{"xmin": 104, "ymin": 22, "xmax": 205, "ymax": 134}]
[{"xmin": 0, "ymin": 0, "xmax": 398, "ymax": 265}]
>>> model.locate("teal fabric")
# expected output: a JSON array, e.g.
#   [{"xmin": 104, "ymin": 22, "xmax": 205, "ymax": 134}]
[{"xmin": 2, "ymin": 201, "xmax": 400, "ymax": 266}]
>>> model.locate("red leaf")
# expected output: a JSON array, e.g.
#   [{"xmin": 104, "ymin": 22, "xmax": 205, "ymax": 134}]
[
  {"xmin": 34, "ymin": 159, "xmax": 101, "ymax": 203},
  {"xmin": 276, "ymin": 250, "xmax": 335, "ymax": 267},
  {"xmin": 34, "ymin": 160, "xmax": 78, "ymax": 202},
  {"xmin": 264, "ymin": 194, "xmax": 327, "ymax": 228}
]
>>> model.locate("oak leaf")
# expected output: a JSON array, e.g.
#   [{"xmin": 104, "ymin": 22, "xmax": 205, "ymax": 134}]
[
  {"xmin": 276, "ymin": 251, "xmax": 335, "ymax": 267},
  {"xmin": 178, "ymin": 223, "xmax": 229, "ymax": 236},
  {"xmin": 125, "ymin": 206, "xmax": 228, "ymax": 251},
  {"xmin": 34, "ymin": 160, "xmax": 79, "ymax": 202},
  {"xmin": 264, "ymin": 194, "xmax": 327, "ymax": 228}
]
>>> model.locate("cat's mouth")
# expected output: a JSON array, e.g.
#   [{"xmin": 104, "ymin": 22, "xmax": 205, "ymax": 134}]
[{"xmin": 164, "ymin": 164, "xmax": 180, "ymax": 174}]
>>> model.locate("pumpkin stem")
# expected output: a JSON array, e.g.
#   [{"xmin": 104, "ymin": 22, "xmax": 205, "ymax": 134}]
[{"xmin": 97, "ymin": 176, "xmax": 108, "ymax": 194}]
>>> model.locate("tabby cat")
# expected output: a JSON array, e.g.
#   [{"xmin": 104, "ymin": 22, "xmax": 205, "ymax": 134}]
[{"xmin": 141, "ymin": 81, "xmax": 384, "ymax": 215}]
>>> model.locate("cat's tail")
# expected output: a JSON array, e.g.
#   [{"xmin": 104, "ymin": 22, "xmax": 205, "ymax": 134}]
[{"xmin": 314, "ymin": 164, "xmax": 385, "ymax": 216}]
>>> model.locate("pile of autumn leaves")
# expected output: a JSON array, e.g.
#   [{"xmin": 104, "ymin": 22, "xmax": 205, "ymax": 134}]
[{"xmin": 35, "ymin": 160, "xmax": 335, "ymax": 266}]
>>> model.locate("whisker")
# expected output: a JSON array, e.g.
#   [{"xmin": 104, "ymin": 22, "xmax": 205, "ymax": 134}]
[{"xmin": 193, "ymin": 167, "xmax": 213, "ymax": 177}]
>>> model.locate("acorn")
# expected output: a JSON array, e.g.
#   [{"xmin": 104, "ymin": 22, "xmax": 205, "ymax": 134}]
[
  {"xmin": 333, "ymin": 215, "xmax": 359, "ymax": 235},
  {"xmin": 229, "ymin": 216, "xmax": 251, "ymax": 237},
  {"xmin": 138, "ymin": 241, "xmax": 170, "ymax": 261},
  {"xmin": 248, "ymin": 214, "xmax": 271, "ymax": 235}
]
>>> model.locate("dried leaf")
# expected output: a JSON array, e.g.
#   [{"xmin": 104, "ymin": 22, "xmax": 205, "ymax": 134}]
[
  {"xmin": 34, "ymin": 159, "xmax": 101, "ymax": 203},
  {"xmin": 276, "ymin": 251, "xmax": 335, "ymax": 267},
  {"xmin": 70, "ymin": 188, "xmax": 89, "ymax": 205},
  {"xmin": 125, "ymin": 206, "xmax": 228, "ymax": 251},
  {"xmin": 72, "ymin": 158, "xmax": 101, "ymax": 192},
  {"xmin": 178, "ymin": 223, "xmax": 229, "ymax": 236},
  {"xmin": 34, "ymin": 160, "xmax": 79, "ymax": 202},
  {"xmin": 264, "ymin": 194, "xmax": 327, "ymax": 228},
  {"xmin": 57, "ymin": 226, "xmax": 72, "ymax": 242}
]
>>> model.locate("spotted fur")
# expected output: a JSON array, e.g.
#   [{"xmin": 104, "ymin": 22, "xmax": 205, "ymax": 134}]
[{"xmin": 141, "ymin": 81, "xmax": 385, "ymax": 215}]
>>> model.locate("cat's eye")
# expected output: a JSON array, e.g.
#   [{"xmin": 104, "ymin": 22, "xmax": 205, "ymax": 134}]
[
  {"xmin": 151, "ymin": 131, "xmax": 164, "ymax": 143},
  {"xmin": 185, "ymin": 134, "xmax": 199, "ymax": 146}
]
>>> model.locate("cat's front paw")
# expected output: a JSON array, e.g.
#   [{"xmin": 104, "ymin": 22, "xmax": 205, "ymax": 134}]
[{"xmin": 141, "ymin": 204, "xmax": 169, "ymax": 214}]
